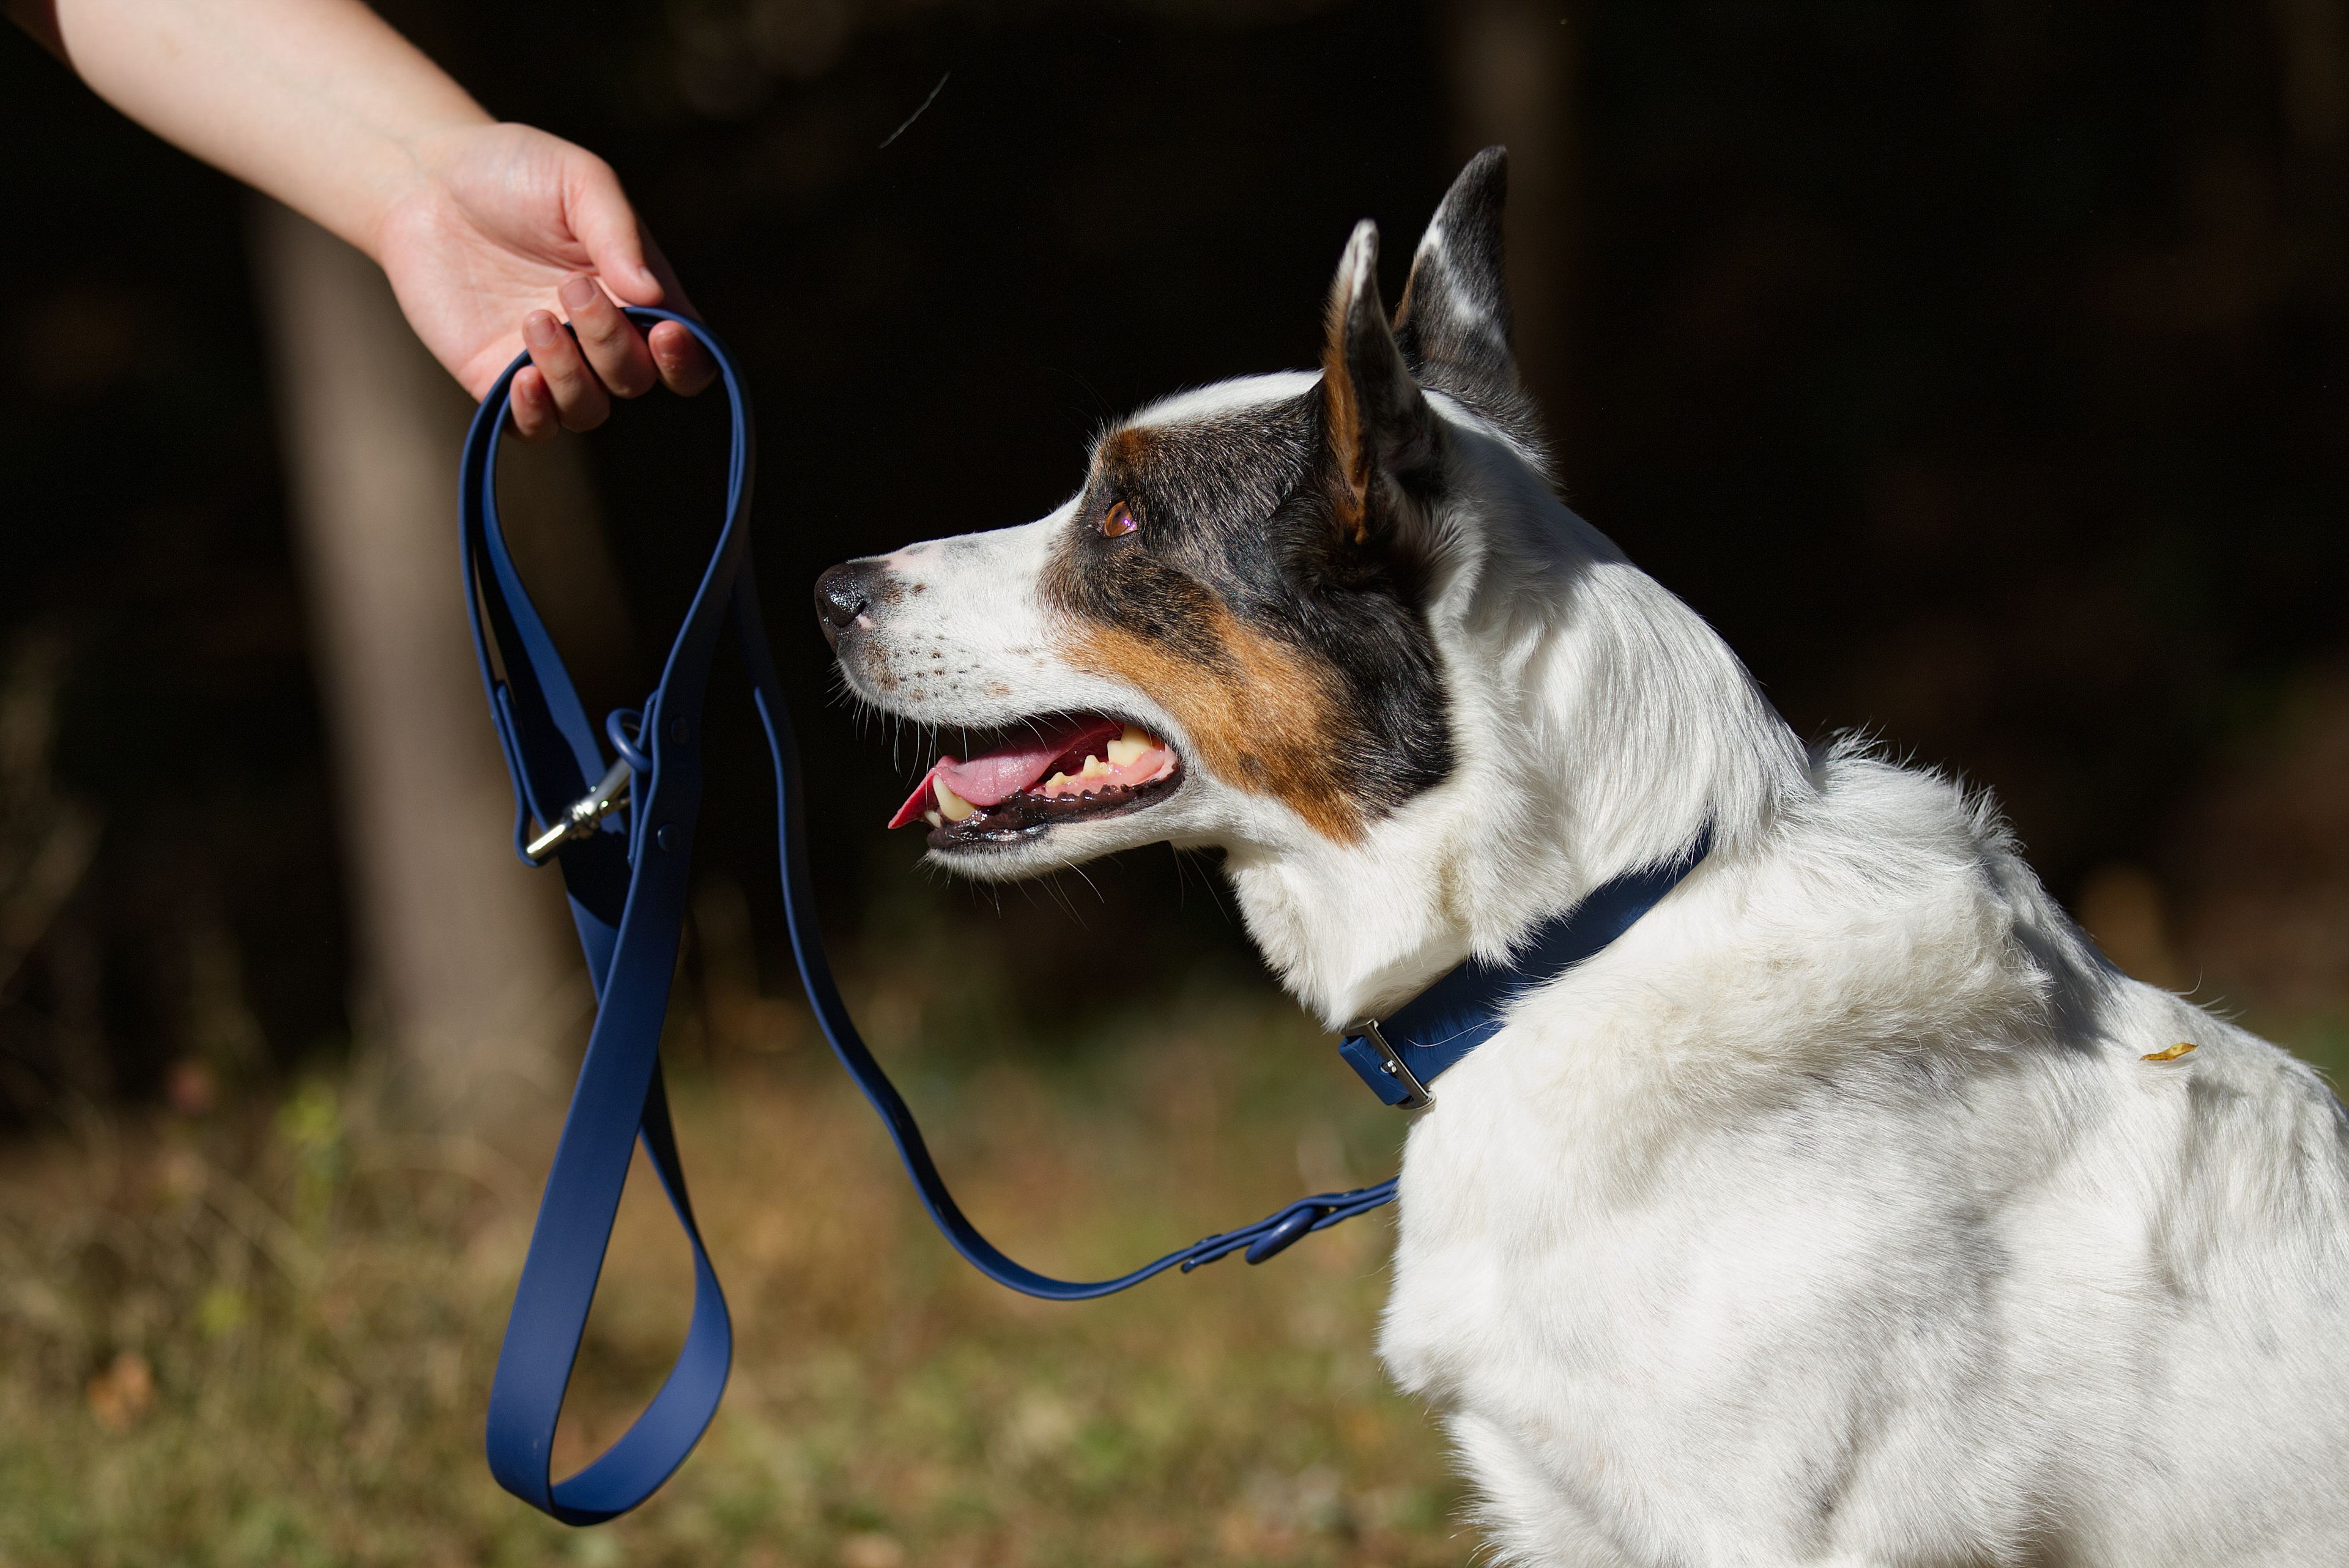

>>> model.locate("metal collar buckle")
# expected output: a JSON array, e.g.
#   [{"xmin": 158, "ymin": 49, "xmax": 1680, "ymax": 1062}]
[
  {"xmin": 524, "ymin": 757, "xmax": 632, "ymax": 864},
  {"xmin": 1345, "ymin": 1018, "xmax": 1433, "ymax": 1110}
]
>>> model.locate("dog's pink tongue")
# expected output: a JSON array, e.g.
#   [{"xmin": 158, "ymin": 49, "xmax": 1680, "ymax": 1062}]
[{"xmin": 885, "ymin": 716, "xmax": 1126, "ymax": 829}]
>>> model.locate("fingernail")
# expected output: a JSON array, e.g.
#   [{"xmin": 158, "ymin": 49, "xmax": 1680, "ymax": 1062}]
[
  {"xmin": 558, "ymin": 276, "xmax": 599, "ymax": 314},
  {"xmin": 524, "ymin": 312, "xmax": 558, "ymax": 347}
]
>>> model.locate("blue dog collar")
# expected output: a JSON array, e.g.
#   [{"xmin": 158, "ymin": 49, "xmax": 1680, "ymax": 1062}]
[{"xmin": 1338, "ymin": 833, "xmax": 1712, "ymax": 1108}]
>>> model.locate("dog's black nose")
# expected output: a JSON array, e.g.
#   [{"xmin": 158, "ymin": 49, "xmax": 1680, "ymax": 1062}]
[{"xmin": 814, "ymin": 563, "xmax": 875, "ymax": 649}]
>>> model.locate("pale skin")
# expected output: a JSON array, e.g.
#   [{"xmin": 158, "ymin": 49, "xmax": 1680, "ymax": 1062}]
[{"xmin": 7, "ymin": 0, "xmax": 716, "ymax": 439}]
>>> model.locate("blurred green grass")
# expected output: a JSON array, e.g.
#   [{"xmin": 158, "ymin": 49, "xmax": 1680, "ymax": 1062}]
[
  {"xmin": 12, "ymin": 860, "xmax": 2343, "ymax": 1568},
  {"xmin": 0, "ymin": 970, "xmax": 1470, "ymax": 1568}
]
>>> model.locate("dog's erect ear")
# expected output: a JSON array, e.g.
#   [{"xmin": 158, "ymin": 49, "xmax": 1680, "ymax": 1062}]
[
  {"xmin": 1393, "ymin": 148, "xmax": 1536, "ymax": 443},
  {"xmin": 1322, "ymin": 219, "xmax": 1438, "ymax": 544}
]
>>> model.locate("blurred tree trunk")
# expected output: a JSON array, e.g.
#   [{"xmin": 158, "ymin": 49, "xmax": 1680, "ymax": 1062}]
[
  {"xmin": 247, "ymin": 201, "xmax": 593, "ymax": 1131},
  {"xmin": 1442, "ymin": 0, "xmax": 1579, "ymax": 448}
]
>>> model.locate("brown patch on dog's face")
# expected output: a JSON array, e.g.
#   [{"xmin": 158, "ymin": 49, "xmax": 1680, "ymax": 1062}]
[
  {"xmin": 1064, "ymin": 607, "xmax": 1366, "ymax": 842},
  {"xmin": 1042, "ymin": 384, "xmax": 1454, "ymax": 840},
  {"xmin": 1100, "ymin": 425, "xmax": 1153, "ymax": 472}
]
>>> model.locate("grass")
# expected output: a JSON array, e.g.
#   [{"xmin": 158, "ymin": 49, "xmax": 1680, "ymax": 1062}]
[
  {"xmin": 0, "ymin": 971, "xmax": 1472, "ymax": 1568},
  {"xmin": 10, "ymin": 861, "xmax": 2345, "ymax": 1568}
]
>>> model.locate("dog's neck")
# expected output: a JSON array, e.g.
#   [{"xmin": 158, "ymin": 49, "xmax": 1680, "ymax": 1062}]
[{"xmin": 1221, "ymin": 435, "xmax": 1811, "ymax": 1027}]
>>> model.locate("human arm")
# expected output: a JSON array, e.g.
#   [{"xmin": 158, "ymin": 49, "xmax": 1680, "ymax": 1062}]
[{"xmin": 6, "ymin": 0, "xmax": 712, "ymax": 437}]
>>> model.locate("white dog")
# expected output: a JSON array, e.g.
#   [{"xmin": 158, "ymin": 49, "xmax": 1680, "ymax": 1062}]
[{"xmin": 812, "ymin": 149, "xmax": 2349, "ymax": 1566}]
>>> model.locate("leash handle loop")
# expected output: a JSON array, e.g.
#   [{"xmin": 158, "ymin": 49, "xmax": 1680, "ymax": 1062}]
[{"xmin": 464, "ymin": 311, "xmax": 744, "ymax": 1525}]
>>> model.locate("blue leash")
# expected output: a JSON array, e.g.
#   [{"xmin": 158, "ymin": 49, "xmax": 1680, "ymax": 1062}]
[{"xmin": 461, "ymin": 309, "xmax": 1707, "ymax": 1522}]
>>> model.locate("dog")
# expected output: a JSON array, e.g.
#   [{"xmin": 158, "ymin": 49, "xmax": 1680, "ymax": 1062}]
[{"xmin": 812, "ymin": 149, "xmax": 2349, "ymax": 1566}]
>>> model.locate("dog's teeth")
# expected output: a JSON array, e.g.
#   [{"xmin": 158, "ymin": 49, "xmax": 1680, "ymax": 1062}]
[
  {"xmin": 1105, "ymin": 727, "xmax": 1154, "ymax": 767},
  {"xmin": 934, "ymin": 778, "xmax": 978, "ymax": 822},
  {"xmin": 923, "ymin": 809, "xmax": 943, "ymax": 829},
  {"xmin": 1079, "ymin": 754, "xmax": 1110, "ymax": 778}
]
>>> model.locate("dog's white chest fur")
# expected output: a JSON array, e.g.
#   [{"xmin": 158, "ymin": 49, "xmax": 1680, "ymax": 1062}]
[{"xmin": 1377, "ymin": 764, "xmax": 2349, "ymax": 1567}]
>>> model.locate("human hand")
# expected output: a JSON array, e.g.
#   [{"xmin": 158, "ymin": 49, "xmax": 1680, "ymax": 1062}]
[{"xmin": 375, "ymin": 122, "xmax": 717, "ymax": 440}]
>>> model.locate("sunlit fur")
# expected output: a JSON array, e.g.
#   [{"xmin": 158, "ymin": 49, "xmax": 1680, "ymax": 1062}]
[{"xmin": 827, "ymin": 172, "xmax": 2349, "ymax": 1565}]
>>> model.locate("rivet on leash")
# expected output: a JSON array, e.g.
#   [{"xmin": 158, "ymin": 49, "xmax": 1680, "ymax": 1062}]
[{"xmin": 2141, "ymin": 1041, "xmax": 2198, "ymax": 1062}]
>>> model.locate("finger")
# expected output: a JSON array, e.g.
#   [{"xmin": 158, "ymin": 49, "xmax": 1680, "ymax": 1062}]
[
  {"xmin": 565, "ymin": 152, "xmax": 713, "ymax": 397},
  {"xmin": 559, "ymin": 275, "xmax": 658, "ymax": 399},
  {"xmin": 635, "ymin": 235, "xmax": 716, "ymax": 396},
  {"xmin": 510, "ymin": 365, "xmax": 560, "ymax": 442},
  {"xmin": 522, "ymin": 309, "xmax": 611, "ymax": 432},
  {"xmin": 639, "ymin": 232, "xmax": 699, "ymax": 319},
  {"xmin": 648, "ymin": 319, "xmax": 719, "ymax": 398},
  {"xmin": 568, "ymin": 155, "xmax": 664, "ymax": 306}
]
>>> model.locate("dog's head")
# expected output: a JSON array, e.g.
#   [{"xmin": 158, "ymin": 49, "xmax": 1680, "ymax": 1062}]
[
  {"xmin": 814, "ymin": 150, "xmax": 1777, "ymax": 1013},
  {"xmin": 818, "ymin": 149, "xmax": 1554, "ymax": 859}
]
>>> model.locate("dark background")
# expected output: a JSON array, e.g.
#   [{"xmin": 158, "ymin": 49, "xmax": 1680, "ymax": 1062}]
[{"xmin": 4, "ymin": 0, "xmax": 2345, "ymax": 1112}]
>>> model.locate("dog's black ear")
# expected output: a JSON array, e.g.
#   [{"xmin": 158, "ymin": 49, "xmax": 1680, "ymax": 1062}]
[
  {"xmin": 1322, "ymin": 218, "xmax": 1438, "ymax": 544},
  {"xmin": 1393, "ymin": 148, "xmax": 1543, "ymax": 453}
]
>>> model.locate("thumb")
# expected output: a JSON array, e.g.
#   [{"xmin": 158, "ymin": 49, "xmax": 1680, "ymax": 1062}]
[{"xmin": 568, "ymin": 155, "xmax": 664, "ymax": 306}]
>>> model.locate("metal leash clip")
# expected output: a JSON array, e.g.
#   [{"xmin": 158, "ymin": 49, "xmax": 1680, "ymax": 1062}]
[
  {"xmin": 1345, "ymin": 1018, "xmax": 1434, "ymax": 1109},
  {"xmin": 523, "ymin": 756, "xmax": 632, "ymax": 864}
]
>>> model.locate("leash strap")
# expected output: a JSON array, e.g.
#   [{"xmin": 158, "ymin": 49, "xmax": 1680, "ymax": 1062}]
[{"xmin": 463, "ymin": 311, "xmax": 1403, "ymax": 1523}]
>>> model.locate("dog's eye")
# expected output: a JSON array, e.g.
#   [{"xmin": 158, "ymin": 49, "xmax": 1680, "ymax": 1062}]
[{"xmin": 1099, "ymin": 501, "xmax": 1138, "ymax": 538}]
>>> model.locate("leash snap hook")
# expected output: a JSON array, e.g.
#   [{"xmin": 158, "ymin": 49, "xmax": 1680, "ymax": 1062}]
[
  {"xmin": 1345, "ymin": 1018, "xmax": 1433, "ymax": 1111},
  {"xmin": 522, "ymin": 755, "xmax": 632, "ymax": 865}
]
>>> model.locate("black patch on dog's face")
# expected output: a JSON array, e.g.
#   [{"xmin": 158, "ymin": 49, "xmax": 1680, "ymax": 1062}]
[
  {"xmin": 1020, "ymin": 150, "xmax": 1546, "ymax": 841},
  {"xmin": 1041, "ymin": 388, "xmax": 1455, "ymax": 841}
]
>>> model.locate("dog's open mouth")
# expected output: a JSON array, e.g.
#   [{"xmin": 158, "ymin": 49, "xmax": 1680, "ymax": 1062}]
[{"xmin": 885, "ymin": 714, "xmax": 1182, "ymax": 849}]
